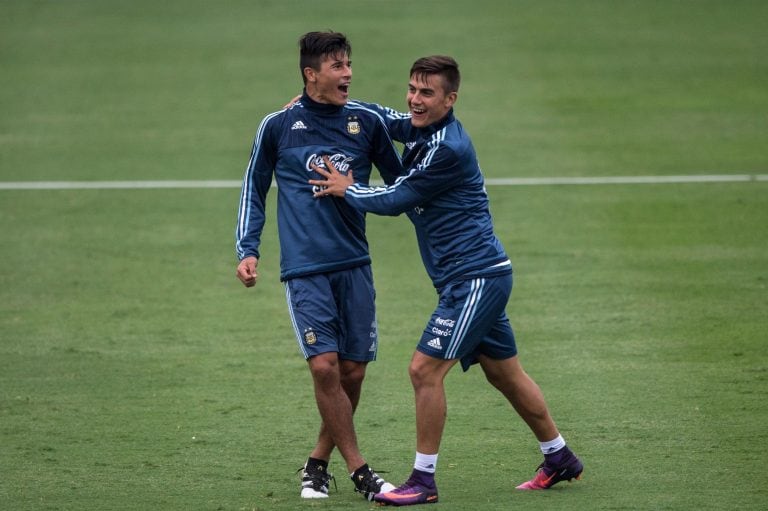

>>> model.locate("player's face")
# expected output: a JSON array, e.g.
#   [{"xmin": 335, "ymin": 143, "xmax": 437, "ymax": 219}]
[
  {"xmin": 305, "ymin": 52, "xmax": 352, "ymax": 106},
  {"xmin": 407, "ymin": 73, "xmax": 457, "ymax": 128}
]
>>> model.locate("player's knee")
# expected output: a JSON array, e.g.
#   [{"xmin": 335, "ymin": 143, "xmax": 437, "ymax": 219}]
[
  {"xmin": 308, "ymin": 354, "xmax": 340, "ymax": 386},
  {"xmin": 340, "ymin": 362, "xmax": 366, "ymax": 388},
  {"xmin": 408, "ymin": 358, "xmax": 441, "ymax": 390},
  {"xmin": 408, "ymin": 363, "xmax": 422, "ymax": 388}
]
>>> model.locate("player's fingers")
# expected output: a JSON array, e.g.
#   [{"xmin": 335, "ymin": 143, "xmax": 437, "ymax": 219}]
[
  {"xmin": 238, "ymin": 271, "xmax": 258, "ymax": 287},
  {"xmin": 321, "ymin": 155, "xmax": 338, "ymax": 173},
  {"xmin": 236, "ymin": 259, "xmax": 256, "ymax": 278},
  {"xmin": 310, "ymin": 162, "xmax": 331, "ymax": 177}
]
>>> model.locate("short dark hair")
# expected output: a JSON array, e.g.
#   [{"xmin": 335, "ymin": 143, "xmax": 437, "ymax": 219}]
[
  {"xmin": 410, "ymin": 55, "xmax": 461, "ymax": 94},
  {"xmin": 298, "ymin": 31, "xmax": 351, "ymax": 84}
]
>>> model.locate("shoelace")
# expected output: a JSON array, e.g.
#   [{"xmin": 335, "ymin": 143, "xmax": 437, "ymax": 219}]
[
  {"xmin": 297, "ymin": 466, "xmax": 338, "ymax": 493},
  {"xmin": 354, "ymin": 468, "xmax": 391, "ymax": 494}
]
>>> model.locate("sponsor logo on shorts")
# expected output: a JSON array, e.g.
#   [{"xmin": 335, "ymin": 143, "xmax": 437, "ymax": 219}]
[
  {"xmin": 431, "ymin": 318, "xmax": 456, "ymax": 337},
  {"xmin": 431, "ymin": 316, "xmax": 454, "ymax": 337},
  {"xmin": 427, "ymin": 337, "xmax": 443, "ymax": 350}
]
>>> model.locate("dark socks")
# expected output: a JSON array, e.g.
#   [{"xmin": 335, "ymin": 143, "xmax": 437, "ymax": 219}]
[
  {"xmin": 307, "ymin": 457, "xmax": 328, "ymax": 472},
  {"xmin": 351, "ymin": 463, "xmax": 370, "ymax": 479},
  {"xmin": 544, "ymin": 445, "xmax": 572, "ymax": 466},
  {"xmin": 408, "ymin": 468, "xmax": 436, "ymax": 488}
]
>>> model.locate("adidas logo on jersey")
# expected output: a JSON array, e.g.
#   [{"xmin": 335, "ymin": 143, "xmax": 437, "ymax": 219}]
[
  {"xmin": 291, "ymin": 120, "xmax": 307, "ymax": 130},
  {"xmin": 427, "ymin": 337, "xmax": 443, "ymax": 350}
]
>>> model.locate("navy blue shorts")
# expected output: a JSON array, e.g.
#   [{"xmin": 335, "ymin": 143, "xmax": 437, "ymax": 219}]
[
  {"xmin": 418, "ymin": 273, "xmax": 517, "ymax": 371},
  {"xmin": 284, "ymin": 265, "xmax": 378, "ymax": 362}
]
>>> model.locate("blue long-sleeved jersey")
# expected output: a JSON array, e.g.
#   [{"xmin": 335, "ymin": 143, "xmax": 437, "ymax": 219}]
[
  {"xmin": 235, "ymin": 92, "xmax": 403, "ymax": 281},
  {"xmin": 343, "ymin": 105, "xmax": 512, "ymax": 289}
]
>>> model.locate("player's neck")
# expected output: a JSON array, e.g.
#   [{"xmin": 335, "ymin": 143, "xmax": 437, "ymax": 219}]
[{"xmin": 302, "ymin": 89, "xmax": 345, "ymax": 113}]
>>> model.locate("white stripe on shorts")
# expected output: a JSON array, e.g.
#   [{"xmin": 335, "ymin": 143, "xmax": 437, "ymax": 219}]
[
  {"xmin": 446, "ymin": 278, "xmax": 485, "ymax": 359},
  {"xmin": 284, "ymin": 283, "xmax": 308, "ymax": 358}
]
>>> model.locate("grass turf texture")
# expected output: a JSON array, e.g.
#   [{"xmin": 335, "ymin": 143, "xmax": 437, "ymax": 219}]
[{"xmin": 2, "ymin": 1, "xmax": 767, "ymax": 510}]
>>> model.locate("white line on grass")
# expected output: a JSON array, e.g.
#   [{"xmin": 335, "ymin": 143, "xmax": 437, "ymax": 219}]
[
  {"xmin": 0, "ymin": 174, "xmax": 766, "ymax": 190},
  {"xmin": 486, "ymin": 174, "xmax": 767, "ymax": 185},
  {"xmin": 0, "ymin": 180, "xmax": 242, "ymax": 190}
]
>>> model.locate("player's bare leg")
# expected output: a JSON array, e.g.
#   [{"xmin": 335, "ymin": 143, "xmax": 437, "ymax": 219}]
[
  {"xmin": 477, "ymin": 354, "xmax": 558, "ymax": 440},
  {"xmin": 375, "ymin": 351, "xmax": 454, "ymax": 506},
  {"xmin": 477, "ymin": 354, "xmax": 583, "ymax": 490},
  {"xmin": 302, "ymin": 356, "xmax": 389, "ymax": 499},
  {"xmin": 301, "ymin": 359, "xmax": 366, "ymax": 497},
  {"xmin": 309, "ymin": 359, "xmax": 367, "ymax": 461},
  {"xmin": 408, "ymin": 352, "xmax": 457, "ymax": 454},
  {"xmin": 307, "ymin": 352, "xmax": 366, "ymax": 472}
]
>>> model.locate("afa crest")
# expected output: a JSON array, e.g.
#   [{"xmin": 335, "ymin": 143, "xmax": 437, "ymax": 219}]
[
  {"xmin": 347, "ymin": 115, "xmax": 360, "ymax": 135},
  {"xmin": 304, "ymin": 328, "xmax": 317, "ymax": 345}
]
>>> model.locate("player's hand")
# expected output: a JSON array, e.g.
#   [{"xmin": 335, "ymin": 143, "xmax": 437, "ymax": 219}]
[
  {"xmin": 308, "ymin": 155, "xmax": 354, "ymax": 198},
  {"xmin": 236, "ymin": 256, "xmax": 259, "ymax": 287},
  {"xmin": 283, "ymin": 94, "xmax": 301, "ymax": 109}
]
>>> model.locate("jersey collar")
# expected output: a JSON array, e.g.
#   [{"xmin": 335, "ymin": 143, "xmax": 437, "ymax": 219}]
[{"xmin": 300, "ymin": 89, "xmax": 345, "ymax": 115}]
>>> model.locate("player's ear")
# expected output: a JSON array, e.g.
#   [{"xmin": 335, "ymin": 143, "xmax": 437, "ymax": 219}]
[
  {"xmin": 303, "ymin": 66, "xmax": 316, "ymax": 83},
  {"xmin": 444, "ymin": 91, "xmax": 458, "ymax": 108}
]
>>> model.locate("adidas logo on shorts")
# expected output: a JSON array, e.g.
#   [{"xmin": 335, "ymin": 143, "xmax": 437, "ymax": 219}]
[{"xmin": 427, "ymin": 337, "xmax": 443, "ymax": 350}]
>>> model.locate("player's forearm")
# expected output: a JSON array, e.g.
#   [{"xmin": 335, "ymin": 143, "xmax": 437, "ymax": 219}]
[
  {"xmin": 345, "ymin": 183, "xmax": 422, "ymax": 216},
  {"xmin": 235, "ymin": 204, "xmax": 266, "ymax": 260}
]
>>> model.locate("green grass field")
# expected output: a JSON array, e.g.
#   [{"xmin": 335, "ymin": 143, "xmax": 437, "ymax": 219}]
[{"xmin": 1, "ymin": 1, "xmax": 767, "ymax": 510}]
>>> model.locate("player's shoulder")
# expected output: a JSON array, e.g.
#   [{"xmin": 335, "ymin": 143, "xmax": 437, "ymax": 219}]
[
  {"xmin": 422, "ymin": 121, "xmax": 475, "ymax": 171},
  {"xmin": 344, "ymin": 100, "xmax": 389, "ymax": 122},
  {"xmin": 258, "ymin": 103, "xmax": 305, "ymax": 131},
  {"xmin": 438, "ymin": 118, "xmax": 473, "ymax": 151}
]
